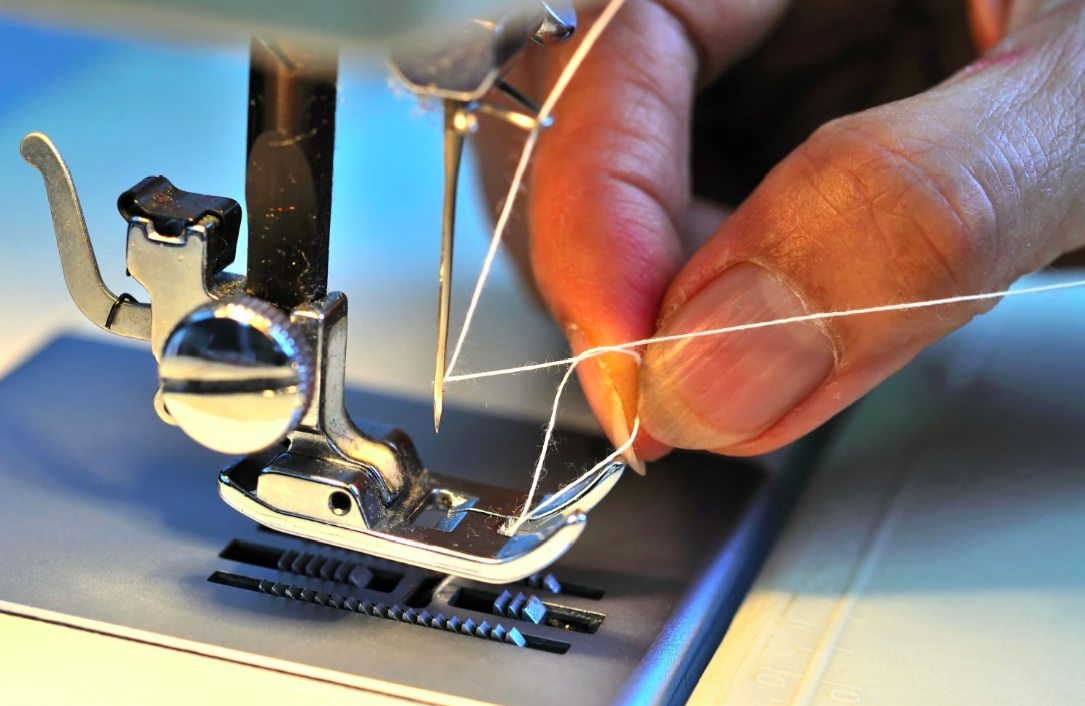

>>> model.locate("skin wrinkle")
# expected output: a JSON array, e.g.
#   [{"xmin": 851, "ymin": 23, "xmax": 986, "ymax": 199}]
[
  {"xmin": 837, "ymin": 123, "xmax": 1000, "ymax": 292},
  {"xmin": 613, "ymin": 55, "xmax": 691, "ymax": 109},
  {"xmin": 601, "ymin": 165, "xmax": 689, "ymax": 235},
  {"xmin": 592, "ymin": 115, "xmax": 687, "ymax": 192},
  {"xmin": 1028, "ymin": 0, "xmax": 1085, "ymax": 30},
  {"xmin": 538, "ymin": 162, "xmax": 679, "ymax": 274},
  {"xmin": 798, "ymin": 152, "xmax": 862, "ymax": 223},
  {"xmin": 992, "ymin": 27, "xmax": 1085, "ymax": 266},
  {"xmin": 960, "ymin": 145, "xmax": 1016, "ymax": 274},
  {"xmin": 553, "ymin": 170, "xmax": 682, "ymax": 268},
  {"xmin": 995, "ymin": 116, "xmax": 1052, "ymax": 267},
  {"xmin": 641, "ymin": 264, "xmax": 837, "ymax": 446},
  {"xmin": 1047, "ymin": 41, "xmax": 1085, "ymax": 142},
  {"xmin": 966, "ymin": 47, "xmax": 1033, "ymax": 74},
  {"xmin": 507, "ymin": 0, "xmax": 793, "ymax": 386},
  {"xmin": 651, "ymin": 147, "xmax": 838, "ymax": 331},
  {"xmin": 542, "ymin": 213, "xmax": 679, "ymax": 329},
  {"xmin": 901, "ymin": 124, "xmax": 1019, "ymax": 276},
  {"xmin": 546, "ymin": 3, "xmax": 695, "ymax": 103},
  {"xmin": 846, "ymin": 124, "xmax": 980, "ymax": 242},
  {"xmin": 992, "ymin": 110, "xmax": 1074, "ymax": 266},
  {"xmin": 550, "ymin": 238, "xmax": 675, "ymax": 321},
  {"xmin": 647, "ymin": 91, "xmax": 1024, "ymax": 451},
  {"xmin": 782, "ymin": 125, "xmax": 981, "ymax": 311},
  {"xmin": 1058, "ymin": 130, "xmax": 1085, "ymax": 257},
  {"xmin": 575, "ymin": 118, "xmax": 678, "ymax": 176},
  {"xmin": 1048, "ymin": 187, "xmax": 1083, "ymax": 259},
  {"xmin": 652, "ymin": 0, "xmax": 711, "ymax": 80}
]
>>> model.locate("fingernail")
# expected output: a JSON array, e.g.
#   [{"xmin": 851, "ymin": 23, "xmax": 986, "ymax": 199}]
[
  {"xmin": 568, "ymin": 327, "xmax": 646, "ymax": 475},
  {"xmin": 638, "ymin": 263, "xmax": 834, "ymax": 450}
]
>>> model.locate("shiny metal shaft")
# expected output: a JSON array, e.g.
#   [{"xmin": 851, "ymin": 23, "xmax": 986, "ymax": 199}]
[
  {"xmin": 245, "ymin": 37, "xmax": 338, "ymax": 310},
  {"xmin": 435, "ymin": 100, "xmax": 465, "ymax": 432}
]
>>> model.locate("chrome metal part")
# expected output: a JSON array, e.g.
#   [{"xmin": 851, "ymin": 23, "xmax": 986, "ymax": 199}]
[
  {"xmin": 458, "ymin": 99, "xmax": 551, "ymax": 131},
  {"xmin": 159, "ymin": 297, "xmax": 315, "ymax": 455},
  {"xmin": 533, "ymin": 1, "xmax": 577, "ymax": 45},
  {"xmin": 246, "ymin": 37, "xmax": 337, "ymax": 310},
  {"xmin": 221, "ymin": 455, "xmax": 596, "ymax": 582},
  {"xmin": 288, "ymin": 292, "xmax": 417, "ymax": 499},
  {"xmin": 219, "ymin": 295, "xmax": 622, "ymax": 583},
  {"xmin": 20, "ymin": 12, "xmax": 617, "ymax": 582},
  {"xmin": 0, "ymin": 335, "xmax": 813, "ymax": 706},
  {"xmin": 388, "ymin": 14, "xmax": 528, "ymax": 103},
  {"xmin": 125, "ymin": 216, "xmax": 218, "ymax": 359},
  {"xmin": 19, "ymin": 132, "xmax": 151, "ymax": 342},
  {"xmin": 433, "ymin": 100, "xmax": 465, "ymax": 432},
  {"xmin": 500, "ymin": 460, "xmax": 625, "ymax": 537},
  {"xmin": 22, "ymin": 134, "xmax": 620, "ymax": 582},
  {"xmin": 494, "ymin": 78, "xmax": 545, "ymax": 116},
  {"xmin": 22, "ymin": 134, "xmax": 249, "ymax": 361}
]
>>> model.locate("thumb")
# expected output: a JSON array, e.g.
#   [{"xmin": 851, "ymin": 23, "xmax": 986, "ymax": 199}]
[
  {"xmin": 638, "ymin": 1, "xmax": 1085, "ymax": 455},
  {"xmin": 525, "ymin": 0, "xmax": 788, "ymax": 465}
]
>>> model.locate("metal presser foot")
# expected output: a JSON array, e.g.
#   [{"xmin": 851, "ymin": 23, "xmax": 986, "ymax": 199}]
[{"xmin": 19, "ymin": 3, "xmax": 621, "ymax": 584}]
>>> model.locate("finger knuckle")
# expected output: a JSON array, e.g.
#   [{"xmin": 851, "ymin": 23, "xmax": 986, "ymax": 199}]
[{"xmin": 803, "ymin": 113, "xmax": 1003, "ymax": 299}]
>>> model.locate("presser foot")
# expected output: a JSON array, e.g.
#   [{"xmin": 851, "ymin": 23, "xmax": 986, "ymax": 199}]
[
  {"xmin": 218, "ymin": 448, "xmax": 625, "ymax": 584},
  {"xmin": 217, "ymin": 292, "xmax": 626, "ymax": 583}
]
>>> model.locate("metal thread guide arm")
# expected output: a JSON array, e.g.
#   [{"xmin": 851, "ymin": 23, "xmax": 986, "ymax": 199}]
[{"xmin": 21, "ymin": 1, "xmax": 623, "ymax": 583}]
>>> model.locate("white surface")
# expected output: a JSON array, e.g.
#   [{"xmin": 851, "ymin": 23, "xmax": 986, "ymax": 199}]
[
  {"xmin": 0, "ymin": 612, "xmax": 434, "ymax": 706},
  {"xmin": 689, "ymin": 272, "xmax": 1085, "ymax": 705}
]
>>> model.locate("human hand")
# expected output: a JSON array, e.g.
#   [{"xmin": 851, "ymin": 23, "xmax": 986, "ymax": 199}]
[{"xmin": 475, "ymin": 0, "xmax": 1085, "ymax": 467}]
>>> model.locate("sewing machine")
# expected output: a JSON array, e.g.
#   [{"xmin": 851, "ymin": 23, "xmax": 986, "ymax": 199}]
[
  {"xmin": 8, "ymin": 3, "xmax": 1082, "ymax": 705},
  {"xmin": 0, "ymin": 3, "xmax": 833, "ymax": 704}
]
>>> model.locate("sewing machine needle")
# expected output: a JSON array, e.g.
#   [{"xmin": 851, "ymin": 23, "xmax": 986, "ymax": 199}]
[{"xmin": 435, "ymin": 100, "xmax": 465, "ymax": 432}]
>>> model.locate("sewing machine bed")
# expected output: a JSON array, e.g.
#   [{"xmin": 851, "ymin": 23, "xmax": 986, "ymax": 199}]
[{"xmin": 0, "ymin": 336, "xmax": 826, "ymax": 706}]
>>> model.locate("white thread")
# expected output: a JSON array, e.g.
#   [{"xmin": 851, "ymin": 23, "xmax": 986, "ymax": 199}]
[
  {"xmin": 470, "ymin": 277, "xmax": 1085, "ymax": 527},
  {"xmin": 504, "ymin": 418, "xmax": 641, "ymax": 536},
  {"xmin": 530, "ymin": 417, "xmax": 640, "ymax": 517},
  {"xmin": 447, "ymin": 278, "xmax": 1085, "ymax": 383},
  {"xmin": 443, "ymin": 0, "xmax": 629, "ymax": 381},
  {"xmin": 504, "ymin": 347, "xmax": 641, "ymax": 535}
]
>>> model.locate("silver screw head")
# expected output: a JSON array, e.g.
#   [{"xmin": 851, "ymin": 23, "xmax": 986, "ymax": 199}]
[{"xmin": 158, "ymin": 296, "xmax": 314, "ymax": 455}]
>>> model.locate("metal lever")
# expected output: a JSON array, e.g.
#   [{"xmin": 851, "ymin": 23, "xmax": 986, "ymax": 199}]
[{"xmin": 20, "ymin": 132, "xmax": 151, "ymax": 341}]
